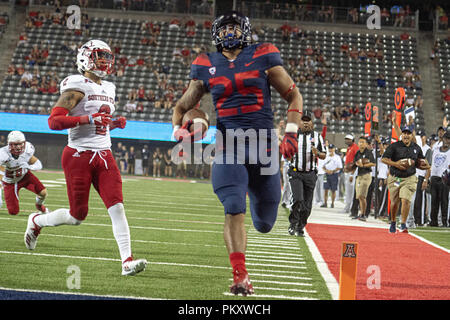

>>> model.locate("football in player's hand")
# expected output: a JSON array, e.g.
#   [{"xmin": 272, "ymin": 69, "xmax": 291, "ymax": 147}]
[
  {"xmin": 345, "ymin": 162, "xmax": 356, "ymax": 172},
  {"xmin": 415, "ymin": 158, "xmax": 429, "ymax": 169},
  {"xmin": 182, "ymin": 109, "xmax": 209, "ymax": 137},
  {"xmin": 399, "ymin": 158, "xmax": 415, "ymax": 169}
]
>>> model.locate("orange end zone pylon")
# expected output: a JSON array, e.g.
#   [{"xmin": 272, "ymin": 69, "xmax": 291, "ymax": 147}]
[{"xmin": 339, "ymin": 242, "xmax": 359, "ymax": 300}]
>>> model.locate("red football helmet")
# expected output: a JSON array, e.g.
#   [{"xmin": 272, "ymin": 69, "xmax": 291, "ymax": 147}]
[{"xmin": 7, "ymin": 130, "xmax": 26, "ymax": 157}]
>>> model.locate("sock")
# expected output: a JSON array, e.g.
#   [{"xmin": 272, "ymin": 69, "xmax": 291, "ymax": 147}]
[
  {"xmin": 107, "ymin": 203, "xmax": 132, "ymax": 263},
  {"xmin": 229, "ymin": 252, "xmax": 247, "ymax": 273},
  {"xmin": 36, "ymin": 195, "xmax": 45, "ymax": 205},
  {"xmin": 34, "ymin": 208, "xmax": 81, "ymax": 227}
]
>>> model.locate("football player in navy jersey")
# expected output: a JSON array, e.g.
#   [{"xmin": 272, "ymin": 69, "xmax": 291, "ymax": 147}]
[{"xmin": 172, "ymin": 11, "xmax": 303, "ymax": 296}]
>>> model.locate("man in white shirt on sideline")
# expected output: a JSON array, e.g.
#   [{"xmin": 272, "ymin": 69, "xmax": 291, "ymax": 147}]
[{"xmin": 322, "ymin": 144, "xmax": 342, "ymax": 208}]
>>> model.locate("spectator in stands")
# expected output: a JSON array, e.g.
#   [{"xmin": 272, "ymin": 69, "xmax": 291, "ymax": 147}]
[
  {"xmin": 405, "ymin": 94, "xmax": 415, "ymax": 108},
  {"xmin": 181, "ymin": 46, "xmax": 191, "ymax": 66},
  {"xmin": 172, "ymin": 47, "xmax": 182, "ymax": 63},
  {"xmin": 125, "ymin": 100, "xmax": 137, "ymax": 113},
  {"xmin": 20, "ymin": 70, "xmax": 33, "ymax": 88},
  {"xmin": 116, "ymin": 65, "xmax": 125, "ymax": 77},
  {"xmin": 413, "ymin": 74, "xmax": 422, "ymax": 90},
  {"xmin": 394, "ymin": 6, "xmax": 405, "ymax": 27},
  {"xmin": 154, "ymin": 97, "xmax": 163, "ymax": 109},
  {"xmin": 169, "ymin": 17, "xmax": 181, "ymax": 30},
  {"xmin": 185, "ymin": 17, "xmax": 196, "ymax": 37},
  {"xmin": 79, "ymin": 0, "xmax": 89, "ymax": 9},
  {"xmin": 280, "ymin": 23, "xmax": 291, "ymax": 42},
  {"xmin": 16, "ymin": 64, "xmax": 24, "ymax": 76},
  {"xmin": 349, "ymin": 47, "xmax": 359, "ymax": 60},
  {"xmin": 400, "ymin": 31, "xmax": 410, "ymax": 40},
  {"xmin": 6, "ymin": 64, "xmax": 15, "ymax": 76},
  {"xmin": 18, "ymin": 32, "xmax": 28, "ymax": 46},
  {"xmin": 348, "ymin": 7, "xmax": 359, "ymax": 24},
  {"xmin": 440, "ymin": 13, "xmax": 448, "ymax": 30},
  {"xmin": 340, "ymin": 42, "xmax": 349, "ymax": 55},
  {"xmin": 136, "ymin": 102, "xmax": 144, "ymax": 113},
  {"xmin": 376, "ymin": 74, "xmax": 386, "ymax": 88},
  {"xmin": 381, "ymin": 7, "xmax": 391, "ymax": 25},
  {"xmin": 48, "ymin": 78, "xmax": 58, "ymax": 95},
  {"xmin": 147, "ymin": 90, "xmax": 156, "ymax": 102},
  {"xmin": 37, "ymin": 45, "xmax": 49, "ymax": 66},
  {"xmin": 358, "ymin": 49, "xmax": 367, "ymax": 62},
  {"xmin": 128, "ymin": 88, "xmax": 137, "ymax": 102},
  {"xmin": 415, "ymin": 95, "xmax": 424, "ymax": 109},
  {"xmin": 376, "ymin": 49, "xmax": 384, "ymax": 61},
  {"xmin": 137, "ymin": 85, "xmax": 146, "ymax": 102}
]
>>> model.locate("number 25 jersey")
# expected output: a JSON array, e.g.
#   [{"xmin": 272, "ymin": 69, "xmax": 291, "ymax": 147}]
[
  {"xmin": 59, "ymin": 75, "xmax": 116, "ymax": 151},
  {"xmin": 190, "ymin": 43, "xmax": 283, "ymax": 132}
]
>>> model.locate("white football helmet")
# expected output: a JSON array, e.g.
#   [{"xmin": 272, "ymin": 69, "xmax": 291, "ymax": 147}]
[
  {"xmin": 76, "ymin": 39, "xmax": 114, "ymax": 78},
  {"xmin": 7, "ymin": 130, "xmax": 26, "ymax": 157}
]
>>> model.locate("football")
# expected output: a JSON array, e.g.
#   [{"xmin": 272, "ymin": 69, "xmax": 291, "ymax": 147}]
[
  {"xmin": 182, "ymin": 108, "xmax": 209, "ymax": 136},
  {"xmin": 415, "ymin": 158, "xmax": 429, "ymax": 169},
  {"xmin": 399, "ymin": 158, "xmax": 415, "ymax": 168},
  {"xmin": 356, "ymin": 158, "xmax": 370, "ymax": 167},
  {"xmin": 345, "ymin": 162, "xmax": 356, "ymax": 172}
]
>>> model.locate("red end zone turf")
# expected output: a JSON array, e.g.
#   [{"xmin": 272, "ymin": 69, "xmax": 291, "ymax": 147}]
[{"xmin": 306, "ymin": 224, "xmax": 450, "ymax": 300}]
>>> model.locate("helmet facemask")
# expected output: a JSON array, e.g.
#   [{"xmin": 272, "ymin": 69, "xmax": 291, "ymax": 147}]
[
  {"xmin": 7, "ymin": 131, "xmax": 26, "ymax": 158},
  {"xmin": 212, "ymin": 12, "xmax": 252, "ymax": 52},
  {"xmin": 77, "ymin": 40, "xmax": 115, "ymax": 79},
  {"xmin": 89, "ymin": 48, "xmax": 114, "ymax": 78}
]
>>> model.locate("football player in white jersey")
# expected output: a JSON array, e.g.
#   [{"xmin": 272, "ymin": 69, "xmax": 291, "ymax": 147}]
[
  {"xmin": 24, "ymin": 39, "xmax": 147, "ymax": 276},
  {"xmin": 0, "ymin": 131, "xmax": 48, "ymax": 215}
]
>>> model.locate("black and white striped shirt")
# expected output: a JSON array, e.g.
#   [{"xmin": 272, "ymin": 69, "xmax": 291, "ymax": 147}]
[{"xmin": 290, "ymin": 130, "xmax": 324, "ymax": 172}]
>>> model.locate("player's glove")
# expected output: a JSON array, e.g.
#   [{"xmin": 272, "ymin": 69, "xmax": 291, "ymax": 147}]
[
  {"xmin": 173, "ymin": 120, "xmax": 205, "ymax": 142},
  {"xmin": 280, "ymin": 132, "xmax": 298, "ymax": 159},
  {"xmin": 111, "ymin": 116, "xmax": 127, "ymax": 129},
  {"xmin": 89, "ymin": 113, "xmax": 112, "ymax": 127}
]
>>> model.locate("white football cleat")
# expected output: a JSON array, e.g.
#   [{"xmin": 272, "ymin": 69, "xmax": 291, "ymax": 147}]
[
  {"xmin": 24, "ymin": 212, "xmax": 42, "ymax": 250},
  {"xmin": 122, "ymin": 258, "xmax": 148, "ymax": 276}
]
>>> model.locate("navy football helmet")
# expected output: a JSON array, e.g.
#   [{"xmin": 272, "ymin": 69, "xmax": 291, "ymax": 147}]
[{"xmin": 211, "ymin": 11, "xmax": 252, "ymax": 52}]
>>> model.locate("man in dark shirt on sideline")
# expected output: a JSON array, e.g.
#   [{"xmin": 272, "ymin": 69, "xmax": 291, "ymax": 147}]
[
  {"xmin": 353, "ymin": 136, "xmax": 375, "ymax": 221},
  {"xmin": 382, "ymin": 125, "xmax": 430, "ymax": 233}
]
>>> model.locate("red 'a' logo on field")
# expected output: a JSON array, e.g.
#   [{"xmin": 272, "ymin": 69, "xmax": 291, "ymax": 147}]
[{"xmin": 343, "ymin": 244, "xmax": 357, "ymax": 258}]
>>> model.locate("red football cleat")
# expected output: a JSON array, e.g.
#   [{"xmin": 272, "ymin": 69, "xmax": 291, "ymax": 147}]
[{"xmin": 230, "ymin": 269, "xmax": 254, "ymax": 296}]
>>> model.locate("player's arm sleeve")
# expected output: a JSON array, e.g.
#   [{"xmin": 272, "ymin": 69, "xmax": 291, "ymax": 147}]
[{"xmin": 48, "ymin": 90, "xmax": 87, "ymax": 130}]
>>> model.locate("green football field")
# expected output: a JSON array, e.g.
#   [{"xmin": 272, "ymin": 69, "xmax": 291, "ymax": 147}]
[{"xmin": 0, "ymin": 171, "xmax": 332, "ymax": 300}]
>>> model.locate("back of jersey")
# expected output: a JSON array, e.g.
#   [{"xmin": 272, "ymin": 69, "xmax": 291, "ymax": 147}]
[{"xmin": 60, "ymin": 75, "xmax": 116, "ymax": 151}]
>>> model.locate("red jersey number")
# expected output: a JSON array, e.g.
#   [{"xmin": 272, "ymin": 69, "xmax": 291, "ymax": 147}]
[
  {"xmin": 95, "ymin": 104, "xmax": 111, "ymax": 136},
  {"xmin": 209, "ymin": 71, "xmax": 263, "ymax": 118}
]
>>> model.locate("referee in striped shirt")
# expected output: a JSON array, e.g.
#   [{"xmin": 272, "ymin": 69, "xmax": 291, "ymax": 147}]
[{"xmin": 287, "ymin": 111, "xmax": 326, "ymax": 236}]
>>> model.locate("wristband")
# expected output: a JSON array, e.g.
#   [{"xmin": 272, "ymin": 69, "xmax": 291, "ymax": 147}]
[
  {"xmin": 287, "ymin": 109, "xmax": 303, "ymax": 115},
  {"xmin": 285, "ymin": 123, "xmax": 298, "ymax": 133}
]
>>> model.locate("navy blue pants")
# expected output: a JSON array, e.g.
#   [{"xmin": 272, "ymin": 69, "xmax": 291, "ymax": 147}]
[{"xmin": 212, "ymin": 162, "xmax": 281, "ymax": 233}]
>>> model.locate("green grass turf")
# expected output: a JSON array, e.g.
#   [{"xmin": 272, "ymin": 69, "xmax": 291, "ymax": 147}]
[{"xmin": 0, "ymin": 171, "xmax": 332, "ymax": 300}]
